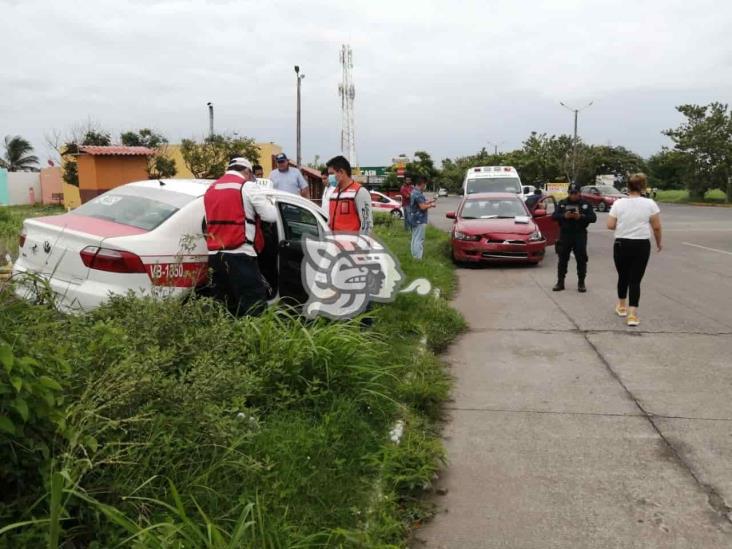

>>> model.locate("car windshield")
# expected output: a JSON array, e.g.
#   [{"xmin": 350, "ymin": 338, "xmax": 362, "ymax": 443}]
[
  {"xmin": 72, "ymin": 189, "xmax": 184, "ymax": 231},
  {"xmin": 465, "ymin": 177, "xmax": 521, "ymax": 194},
  {"xmin": 460, "ymin": 198, "xmax": 528, "ymax": 219},
  {"xmin": 596, "ymin": 185, "xmax": 619, "ymax": 194}
]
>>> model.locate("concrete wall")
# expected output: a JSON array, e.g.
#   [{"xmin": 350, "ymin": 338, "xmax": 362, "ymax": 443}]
[
  {"xmin": 7, "ymin": 172, "xmax": 42, "ymax": 205},
  {"xmin": 40, "ymin": 167, "xmax": 63, "ymax": 204},
  {"xmin": 78, "ymin": 155, "xmax": 149, "ymax": 203},
  {"xmin": 0, "ymin": 169, "xmax": 8, "ymax": 205}
]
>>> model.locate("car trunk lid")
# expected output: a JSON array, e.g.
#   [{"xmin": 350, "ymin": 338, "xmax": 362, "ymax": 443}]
[{"xmin": 19, "ymin": 214, "xmax": 147, "ymax": 283}]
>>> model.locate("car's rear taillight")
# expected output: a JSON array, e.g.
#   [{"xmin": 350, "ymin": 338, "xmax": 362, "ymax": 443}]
[
  {"xmin": 80, "ymin": 246, "xmax": 146, "ymax": 274},
  {"xmin": 18, "ymin": 231, "xmax": 26, "ymax": 249}
]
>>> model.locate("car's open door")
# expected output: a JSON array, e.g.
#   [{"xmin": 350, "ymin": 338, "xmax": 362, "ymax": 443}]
[
  {"xmin": 276, "ymin": 200, "xmax": 323, "ymax": 303},
  {"xmin": 533, "ymin": 195, "xmax": 560, "ymax": 245}
]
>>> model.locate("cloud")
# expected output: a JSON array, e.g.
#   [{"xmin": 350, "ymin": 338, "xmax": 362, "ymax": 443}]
[{"xmin": 1, "ymin": 0, "xmax": 730, "ymax": 165}]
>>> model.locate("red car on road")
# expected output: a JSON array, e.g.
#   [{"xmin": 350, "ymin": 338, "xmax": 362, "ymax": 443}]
[
  {"xmin": 446, "ymin": 193, "xmax": 559, "ymax": 264},
  {"xmin": 580, "ymin": 185, "xmax": 626, "ymax": 212}
]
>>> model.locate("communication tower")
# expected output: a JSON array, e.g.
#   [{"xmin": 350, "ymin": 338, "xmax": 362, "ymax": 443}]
[{"xmin": 338, "ymin": 45, "xmax": 357, "ymax": 168}]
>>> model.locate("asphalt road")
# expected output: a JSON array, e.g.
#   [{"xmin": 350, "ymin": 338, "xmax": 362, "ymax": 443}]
[{"xmin": 416, "ymin": 195, "xmax": 732, "ymax": 548}]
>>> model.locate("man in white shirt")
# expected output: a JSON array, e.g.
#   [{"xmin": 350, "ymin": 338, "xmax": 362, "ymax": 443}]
[
  {"xmin": 203, "ymin": 158, "xmax": 278, "ymax": 316},
  {"xmin": 269, "ymin": 153, "xmax": 309, "ymax": 197}
]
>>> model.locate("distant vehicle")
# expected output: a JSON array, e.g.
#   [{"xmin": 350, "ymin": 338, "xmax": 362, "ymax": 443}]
[
  {"xmin": 445, "ymin": 192, "xmax": 559, "ymax": 265},
  {"xmin": 437, "ymin": 188, "xmax": 449, "ymax": 197},
  {"xmin": 13, "ymin": 179, "xmax": 331, "ymax": 311},
  {"xmin": 580, "ymin": 185, "xmax": 626, "ymax": 212},
  {"xmin": 463, "ymin": 166, "xmax": 522, "ymax": 196},
  {"xmin": 369, "ymin": 190, "xmax": 403, "ymax": 217}
]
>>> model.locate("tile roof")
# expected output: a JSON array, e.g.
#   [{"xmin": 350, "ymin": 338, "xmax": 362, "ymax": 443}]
[{"xmin": 78, "ymin": 146, "xmax": 155, "ymax": 156}]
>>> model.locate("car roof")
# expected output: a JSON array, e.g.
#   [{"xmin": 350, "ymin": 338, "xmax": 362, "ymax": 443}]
[
  {"xmin": 464, "ymin": 192, "xmax": 522, "ymax": 200},
  {"xmin": 119, "ymin": 179, "xmax": 327, "ymax": 215}
]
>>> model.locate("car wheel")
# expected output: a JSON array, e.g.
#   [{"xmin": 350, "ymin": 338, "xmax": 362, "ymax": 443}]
[
  {"xmin": 390, "ymin": 209, "xmax": 402, "ymax": 218},
  {"xmin": 597, "ymin": 202, "xmax": 607, "ymax": 212}
]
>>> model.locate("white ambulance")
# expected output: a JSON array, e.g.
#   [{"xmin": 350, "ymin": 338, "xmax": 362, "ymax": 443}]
[{"xmin": 463, "ymin": 166, "xmax": 523, "ymax": 196}]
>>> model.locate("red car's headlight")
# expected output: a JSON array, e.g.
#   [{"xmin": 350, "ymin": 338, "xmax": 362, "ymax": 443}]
[{"xmin": 454, "ymin": 230, "xmax": 480, "ymax": 241}]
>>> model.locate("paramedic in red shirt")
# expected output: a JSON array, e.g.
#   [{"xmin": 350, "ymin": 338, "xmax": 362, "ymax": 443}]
[{"xmin": 203, "ymin": 158, "xmax": 277, "ymax": 316}]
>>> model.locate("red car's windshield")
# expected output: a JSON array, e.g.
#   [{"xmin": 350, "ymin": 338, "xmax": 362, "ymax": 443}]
[{"xmin": 460, "ymin": 198, "xmax": 528, "ymax": 219}]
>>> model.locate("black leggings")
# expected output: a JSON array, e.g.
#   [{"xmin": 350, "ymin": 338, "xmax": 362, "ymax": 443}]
[{"xmin": 613, "ymin": 239, "xmax": 651, "ymax": 307}]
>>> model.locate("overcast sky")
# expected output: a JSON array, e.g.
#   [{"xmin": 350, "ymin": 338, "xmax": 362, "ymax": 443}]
[{"xmin": 1, "ymin": 0, "xmax": 731, "ymax": 166}]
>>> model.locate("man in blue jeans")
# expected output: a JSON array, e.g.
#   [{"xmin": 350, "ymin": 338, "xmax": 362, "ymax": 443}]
[{"xmin": 410, "ymin": 177, "xmax": 436, "ymax": 260}]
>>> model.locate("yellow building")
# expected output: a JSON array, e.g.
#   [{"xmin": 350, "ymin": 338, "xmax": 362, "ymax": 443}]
[{"xmin": 167, "ymin": 142, "xmax": 283, "ymax": 179}]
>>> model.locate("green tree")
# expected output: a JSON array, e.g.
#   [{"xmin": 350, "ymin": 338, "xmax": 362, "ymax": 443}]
[
  {"xmin": 0, "ymin": 136, "xmax": 39, "ymax": 172},
  {"xmin": 121, "ymin": 128, "xmax": 177, "ymax": 179},
  {"xmin": 405, "ymin": 151, "xmax": 439, "ymax": 185},
  {"xmin": 663, "ymin": 103, "xmax": 732, "ymax": 201},
  {"xmin": 181, "ymin": 135, "xmax": 259, "ymax": 179},
  {"xmin": 647, "ymin": 148, "xmax": 689, "ymax": 189}
]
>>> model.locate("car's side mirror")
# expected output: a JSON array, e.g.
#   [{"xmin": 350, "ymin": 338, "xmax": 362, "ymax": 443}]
[
  {"xmin": 533, "ymin": 209, "xmax": 547, "ymax": 217},
  {"xmin": 446, "ymin": 211, "xmax": 456, "ymax": 219}
]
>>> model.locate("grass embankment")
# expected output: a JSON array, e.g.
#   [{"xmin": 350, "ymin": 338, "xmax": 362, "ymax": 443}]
[
  {"xmin": 0, "ymin": 205, "xmax": 65, "ymax": 261},
  {"xmin": 654, "ymin": 188, "xmax": 729, "ymax": 205},
  {"xmin": 0, "ymin": 213, "xmax": 464, "ymax": 547}
]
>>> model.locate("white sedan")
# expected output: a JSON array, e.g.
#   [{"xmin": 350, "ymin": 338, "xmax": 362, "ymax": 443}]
[
  {"xmin": 13, "ymin": 179, "xmax": 330, "ymax": 311},
  {"xmin": 369, "ymin": 190, "xmax": 403, "ymax": 217}
]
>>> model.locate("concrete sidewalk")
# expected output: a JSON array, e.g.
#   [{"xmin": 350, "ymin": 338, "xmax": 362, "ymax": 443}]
[{"xmin": 415, "ymin": 200, "xmax": 732, "ymax": 548}]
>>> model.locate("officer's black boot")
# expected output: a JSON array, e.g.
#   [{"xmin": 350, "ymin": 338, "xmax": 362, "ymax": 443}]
[
  {"xmin": 552, "ymin": 278, "xmax": 565, "ymax": 291},
  {"xmin": 578, "ymin": 278, "xmax": 586, "ymax": 293}
]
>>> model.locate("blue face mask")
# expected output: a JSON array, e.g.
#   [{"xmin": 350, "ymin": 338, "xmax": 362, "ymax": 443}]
[{"xmin": 327, "ymin": 174, "xmax": 337, "ymax": 187}]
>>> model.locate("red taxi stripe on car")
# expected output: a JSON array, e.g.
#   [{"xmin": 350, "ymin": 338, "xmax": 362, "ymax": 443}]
[{"xmin": 34, "ymin": 215, "xmax": 148, "ymax": 237}]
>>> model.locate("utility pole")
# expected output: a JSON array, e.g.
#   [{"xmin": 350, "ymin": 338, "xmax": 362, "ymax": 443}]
[
  {"xmin": 294, "ymin": 65, "xmax": 305, "ymax": 167},
  {"xmin": 206, "ymin": 102, "xmax": 214, "ymax": 138},
  {"xmin": 560, "ymin": 101, "xmax": 593, "ymax": 182}
]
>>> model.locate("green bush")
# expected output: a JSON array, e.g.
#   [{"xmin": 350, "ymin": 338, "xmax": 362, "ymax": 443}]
[{"xmin": 0, "ymin": 208, "xmax": 464, "ymax": 547}]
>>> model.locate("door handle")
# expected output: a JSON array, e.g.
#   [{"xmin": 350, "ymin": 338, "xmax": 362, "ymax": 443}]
[{"xmin": 280, "ymin": 240, "xmax": 291, "ymax": 249}]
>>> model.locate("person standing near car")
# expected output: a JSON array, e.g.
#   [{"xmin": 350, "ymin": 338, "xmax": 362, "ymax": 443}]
[
  {"xmin": 325, "ymin": 155, "xmax": 373, "ymax": 234},
  {"xmin": 203, "ymin": 158, "xmax": 278, "ymax": 316},
  {"xmin": 607, "ymin": 173, "xmax": 662, "ymax": 326},
  {"xmin": 525, "ymin": 188, "xmax": 544, "ymax": 210},
  {"xmin": 552, "ymin": 183, "xmax": 596, "ymax": 292},
  {"xmin": 269, "ymin": 153, "xmax": 309, "ymax": 197},
  {"xmin": 400, "ymin": 177, "xmax": 414, "ymax": 230},
  {"xmin": 410, "ymin": 177, "xmax": 436, "ymax": 260}
]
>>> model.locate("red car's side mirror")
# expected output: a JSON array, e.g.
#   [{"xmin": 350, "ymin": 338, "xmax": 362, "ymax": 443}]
[
  {"xmin": 533, "ymin": 209, "xmax": 547, "ymax": 217},
  {"xmin": 446, "ymin": 211, "xmax": 456, "ymax": 219}
]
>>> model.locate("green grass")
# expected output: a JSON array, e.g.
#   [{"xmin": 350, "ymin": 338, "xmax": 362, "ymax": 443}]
[
  {"xmin": 654, "ymin": 188, "xmax": 728, "ymax": 204},
  {"xmin": 0, "ymin": 204, "xmax": 64, "ymax": 261},
  {"xmin": 0, "ymin": 209, "xmax": 464, "ymax": 547}
]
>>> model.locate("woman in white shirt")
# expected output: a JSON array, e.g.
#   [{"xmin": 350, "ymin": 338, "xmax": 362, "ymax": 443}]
[{"xmin": 607, "ymin": 173, "xmax": 663, "ymax": 326}]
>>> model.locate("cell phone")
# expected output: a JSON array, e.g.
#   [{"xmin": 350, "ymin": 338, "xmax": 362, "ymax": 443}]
[{"xmin": 565, "ymin": 204, "xmax": 579, "ymax": 212}]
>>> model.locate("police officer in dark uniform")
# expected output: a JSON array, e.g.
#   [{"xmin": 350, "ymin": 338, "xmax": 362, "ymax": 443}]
[{"xmin": 552, "ymin": 183, "xmax": 597, "ymax": 292}]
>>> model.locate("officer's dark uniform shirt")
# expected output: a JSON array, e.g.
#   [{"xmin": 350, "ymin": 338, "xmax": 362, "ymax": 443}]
[{"xmin": 552, "ymin": 198, "xmax": 597, "ymax": 233}]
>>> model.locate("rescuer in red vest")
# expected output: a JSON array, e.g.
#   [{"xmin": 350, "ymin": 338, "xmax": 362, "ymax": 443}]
[
  {"xmin": 325, "ymin": 155, "xmax": 373, "ymax": 234},
  {"xmin": 203, "ymin": 158, "xmax": 277, "ymax": 316}
]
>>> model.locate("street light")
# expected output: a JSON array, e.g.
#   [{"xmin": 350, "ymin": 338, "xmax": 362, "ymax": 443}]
[
  {"xmin": 206, "ymin": 102, "xmax": 214, "ymax": 138},
  {"xmin": 294, "ymin": 65, "xmax": 305, "ymax": 167},
  {"xmin": 560, "ymin": 100, "xmax": 593, "ymax": 182}
]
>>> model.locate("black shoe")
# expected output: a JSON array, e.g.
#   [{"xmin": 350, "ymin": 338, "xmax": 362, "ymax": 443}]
[
  {"xmin": 552, "ymin": 280, "xmax": 565, "ymax": 291},
  {"xmin": 578, "ymin": 280, "xmax": 587, "ymax": 293}
]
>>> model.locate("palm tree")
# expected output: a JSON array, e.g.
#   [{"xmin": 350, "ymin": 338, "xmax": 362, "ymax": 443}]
[{"xmin": 1, "ymin": 135, "xmax": 39, "ymax": 172}]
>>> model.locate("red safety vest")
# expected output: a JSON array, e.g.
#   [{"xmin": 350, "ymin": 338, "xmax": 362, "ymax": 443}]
[
  {"xmin": 203, "ymin": 173, "xmax": 263, "ymax": 252},
  {"xmin": 328, "ymin": 181, "xmax": 363, "ymax": 232}
]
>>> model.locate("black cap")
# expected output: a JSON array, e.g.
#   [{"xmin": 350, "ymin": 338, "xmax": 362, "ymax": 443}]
[
  {"xmin": 568, "ymin": 183, "xmax": 580, "ymax": 194},
  {"xmin": 275, "ymin": 153, "xmax": 288, "ymax": 162}
]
